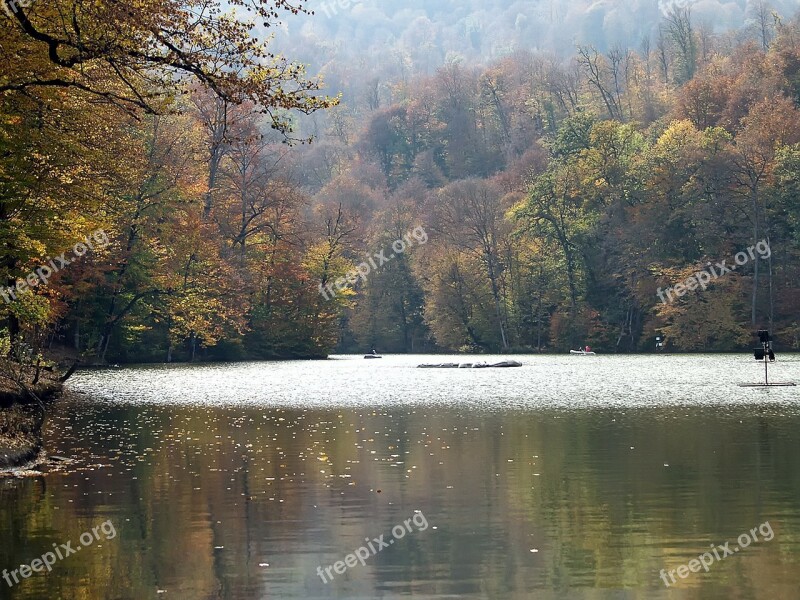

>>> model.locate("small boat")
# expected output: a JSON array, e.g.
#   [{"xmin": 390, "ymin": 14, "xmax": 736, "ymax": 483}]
[
  {"xmin": 569, "ymin": 350, "xmax": 596, "ymax": 355},
  {"xmin": 364, "ymin": 354, "xmax": 383, "ymax": 359}
]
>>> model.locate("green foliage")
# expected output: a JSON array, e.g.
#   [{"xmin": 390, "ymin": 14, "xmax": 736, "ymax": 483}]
[
  {"xmin": 550, "ymin": 113, "xmax": 596, "ymax": 159},
  {"xmin": 5, "ymin": 4, "xmax": 800, "ymax": 359},
  {"xmin": 0, "ymin": 328, "xmax": 10, "ymax": 357}
]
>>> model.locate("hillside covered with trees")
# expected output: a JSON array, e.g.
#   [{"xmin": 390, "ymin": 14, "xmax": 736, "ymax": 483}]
[
  {"xmin": 292, "ymin": 4, "xmax": 800, "ymax": 354},
  {"xmin": 2, "ymin": 0, "xmax": 800, "ymax": 363}
]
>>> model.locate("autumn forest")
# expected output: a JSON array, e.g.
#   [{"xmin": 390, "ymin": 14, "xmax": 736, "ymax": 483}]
[{"xmin": 2, "ymin": 0, "xmax": 800, "ymax": 364}]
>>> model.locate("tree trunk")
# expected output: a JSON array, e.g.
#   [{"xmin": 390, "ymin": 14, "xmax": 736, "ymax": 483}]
[
  {"xmin": 100, "ymin": 331, "xmax": 111, "ymax": 363},
  {"xmin": 535, "ymin": 293, "xmax": 543, "ymax": 351},
  {"xmin": 398, "ymin": 294, "xmax": 410, "ymax": 352},
  {"xmin": 751, "ymin": 188, "xmax": 760, "ymax": 326},
  {"xmin": 486, "ymin": 256, "xmax": 509, "ymax": 350},
  {"xmin": 767, "ymin": 235, "xmax": 774, "ymax": 332}
]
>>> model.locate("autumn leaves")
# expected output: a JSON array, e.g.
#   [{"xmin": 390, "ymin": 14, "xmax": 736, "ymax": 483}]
[{"xmin": 0, "ymin": 231, "xmax": 109, "ymax": 305}]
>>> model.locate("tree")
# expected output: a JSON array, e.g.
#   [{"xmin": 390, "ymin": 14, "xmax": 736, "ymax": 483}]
[
  {"xmin": 664, "ymin": 7, "xmax": 697, "ymax": 84},
  {"xmin": 1, "ymin": 0, "xmax": 337, "ymax": 133},
  {"xmin": 434, "ymin": 179, "xmax": 511, "ymax": 350},
  {"xmin": 749, "ymin": 0, "xmax": 775, "ymax": 51},
  {"xmin": 577, "ymin": 46, "xmax": 623, "ymax": 121},
  {"xmin": 731, "ymin": 97, "xmax": 800, "ymax": 326}
]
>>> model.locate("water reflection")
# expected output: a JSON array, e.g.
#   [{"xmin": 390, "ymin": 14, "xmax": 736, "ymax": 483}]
[{"xmin": 0, "ymin": 356, "xmax": 799, "ymax": 599}]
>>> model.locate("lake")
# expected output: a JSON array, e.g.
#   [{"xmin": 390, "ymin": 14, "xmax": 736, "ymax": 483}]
[{"xmin": 1, "ymin": 354, "xmax": 799, "ymax": 599}]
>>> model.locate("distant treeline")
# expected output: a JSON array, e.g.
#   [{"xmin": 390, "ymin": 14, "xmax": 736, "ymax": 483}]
[
  {"xmin": 309, "ymin": 8, "xmax": 800, "ymax": 353},
  {"xmin": 2, "ymin": 2, "xmax": 800, "ymax": 364}
]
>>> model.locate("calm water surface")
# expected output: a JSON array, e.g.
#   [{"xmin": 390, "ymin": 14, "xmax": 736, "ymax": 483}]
[{"xmin": 1, "ymin": 354, "xmax": 800, "ymax": 599}]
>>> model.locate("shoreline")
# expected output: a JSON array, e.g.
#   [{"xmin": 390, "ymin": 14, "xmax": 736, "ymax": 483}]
[
  {"xmin": 0, "ymin": 363, "xmax": 64, "ymax": 471},
  {"xmin": 0, "ymin": 380, "xmax": 63, "ymax": 409},
  {"xmin": 100, "ymin": 350, "xmax": 799, "ymax": 366},
  {"xmin": 0, "ymin": 400, "xmax": 50, "ymax": 473}
]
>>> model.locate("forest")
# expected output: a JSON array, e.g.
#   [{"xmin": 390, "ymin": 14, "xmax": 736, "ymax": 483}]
[{"xmin": 2, "ymin": 0, "xmax": 800, "ymax": 364}]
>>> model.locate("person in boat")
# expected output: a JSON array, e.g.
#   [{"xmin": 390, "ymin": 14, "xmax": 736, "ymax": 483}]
[
  {"xmin": 585, "ymin": 345, "xmax": 591, "ymax": 353},
  {"xmin": 371, "ymin": 348, "xmax": 377, "ymax": 356}
]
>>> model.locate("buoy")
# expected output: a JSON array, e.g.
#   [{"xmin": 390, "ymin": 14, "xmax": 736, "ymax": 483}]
[{"xmin": 738, "ymin": 330, "xmax": 796, "ymax": 387}]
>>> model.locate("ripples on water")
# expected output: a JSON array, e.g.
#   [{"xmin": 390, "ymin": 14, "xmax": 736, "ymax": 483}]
[
  {"xmin": 65, "ymin": 354, "xmax": 800, "ymax": 409},
  {"xmin": 0, "ymin": 355, "xmax": 799, "ymax": 600}
]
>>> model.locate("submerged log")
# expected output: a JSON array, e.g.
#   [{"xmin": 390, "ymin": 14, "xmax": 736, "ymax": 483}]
[{"xmin": 417, "ymin": 360, "xmax": 523, "ymax": 369}]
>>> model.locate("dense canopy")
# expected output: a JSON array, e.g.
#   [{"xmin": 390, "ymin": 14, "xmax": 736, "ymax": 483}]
[{"xmin": 2, "ymin": 0, "xmax": 800, "ymax": 364}]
